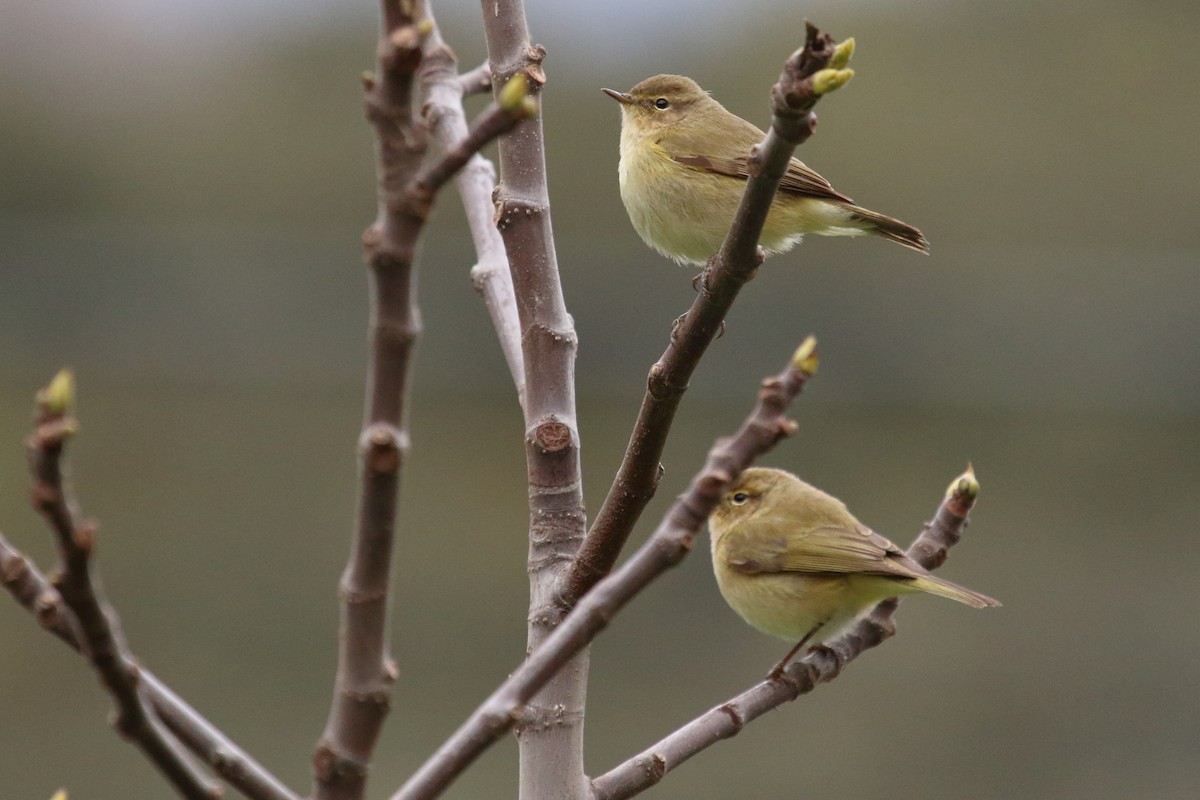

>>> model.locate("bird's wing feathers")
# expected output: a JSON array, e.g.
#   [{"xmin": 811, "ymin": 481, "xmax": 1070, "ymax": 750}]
[
  {"xmin": 664, "ymin": 112, "xmax": 852, "ymax": 203},
  {"xmin": 723, "ymin": 516, "xmax": 923, "ymax": 580}
]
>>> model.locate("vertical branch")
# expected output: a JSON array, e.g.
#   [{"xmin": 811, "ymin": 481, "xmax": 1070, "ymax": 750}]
[
  {"xmin": 25, "ymin": 372, "xmax": 221, "ymax": 800},
  {"xmin": 313, "ymin": 5, "xmax": 426, "ymax": 799},
  {"xmin": 418, "ymin": 13, "xmax": 526, "ymax": 408},
  {"xmin": 479, "ymin": 2, "xmax": 589, "ymax": 800}
]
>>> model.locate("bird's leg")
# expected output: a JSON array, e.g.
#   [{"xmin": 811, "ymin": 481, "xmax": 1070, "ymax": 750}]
[{"xmin": 768, "ymin": 622, "xmax": 825, "ymax": 680}]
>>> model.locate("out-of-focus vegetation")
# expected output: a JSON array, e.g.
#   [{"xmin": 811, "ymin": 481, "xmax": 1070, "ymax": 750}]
[{"xmin": 2, "ymin": 1, "xmax": 1197, "ymax": 798}]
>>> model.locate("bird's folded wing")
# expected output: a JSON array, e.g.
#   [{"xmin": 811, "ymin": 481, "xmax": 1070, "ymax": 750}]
[
  {"xmin": 724, "ymin": 521, "xmax": 922, "ymax": 579},
  {"xmin": 672, "ymin": 154, "xmax": 854, "ymax": 203}
]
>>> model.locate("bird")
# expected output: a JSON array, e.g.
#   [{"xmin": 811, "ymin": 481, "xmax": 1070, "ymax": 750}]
[
  {"xmin": 603, "ymin": 74, "xmax": 928, "ymax": 265},
  {"xmin": 709, "ymin": 467, "xmax": 998, "ymax": 676}
]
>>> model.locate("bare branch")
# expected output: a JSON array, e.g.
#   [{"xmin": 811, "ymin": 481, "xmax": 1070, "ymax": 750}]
[
  {"xmin": 310, "ymin": 9, "xmax": 425, "ymax": 796},
  {"xmin": 314, "ymin": 7, "xmax": 538, "ymax": 798},
  {"xmin": 590, "ymin": 467, "xmax": 985, "ymax": 800},
  {"xmin": 392, "ymin": 339, "xmax": 820, "ymax": 800},
  {"xmin": 562, "ymin": 23, "xmax": 843, "ymax": 608},
  {"xmin": 456, "ymin": 61, "xmax": 492, "ymax": 96},
  {"xmin": 418, "ymin": 16, "xmax": 526, "ymax": 405},
  {"xmin": 478, "ymin": 2, "xmax": 589, "ymax": 798},
  {"xmin": 0, "ymin": 533, "xmax": 302, "ymax": 800},
  {"xmin": 24, "ymin": 372, "xmax": 221, "ymax": 800}
]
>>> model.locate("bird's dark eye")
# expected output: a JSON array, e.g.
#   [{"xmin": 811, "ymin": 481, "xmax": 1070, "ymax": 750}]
[
  {"xmin": 654, "ymin": 98, "xmax": 670, "ymax": 109},
  {"xmin": 731, "ymin": 492, "xmax": 749, "ymax": 505}
]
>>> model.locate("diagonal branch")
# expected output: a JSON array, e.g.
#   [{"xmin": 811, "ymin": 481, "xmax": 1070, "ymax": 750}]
[
  {"xmin": 313, "ymin": 6, "xmax": 535, "ymax": 799},
  {"xmin": 477, "ymin": 2, "xmax": 589, "ymax": 798},
  {"xmin": 391, "ymin": 338, "xmax": 820, "ymax": 800},
  {"xmin": 562, "ymin": 23, "xmax": 846, "ymax": 608},
  {"xmin": 0, "ymin": 532, "xmax": 302, "ymax": 800},
  {"xmin": 590, "ymin": 467, "xmax": 986, "ymax": 800},
  {"xmin": 418, "ymin": 13, "xmax": 525, "ymax": 406},
  {"xmin": 24, "ymin": 371, "xmax": 221, "ymax": 800}
]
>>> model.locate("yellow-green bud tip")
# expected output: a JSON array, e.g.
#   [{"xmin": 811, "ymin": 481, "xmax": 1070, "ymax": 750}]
[
  {"xmin": 50, "ymin": 790, "xmax": 67, "ymax": 800},
  {"xmin": 38, "ymin": 369, "xmax": 75, "ymax": 415},
  {"xmin": 946, "ymin": 463, "xmax": 980, "ymax": 499},
  {"xmin": 416, "ymin": 19, "xmax": 434, "ymax": 37},
  {"xmin": 812, "ymin": 68, "xmax": 855, "ymax": 95},
  {"xmin": 830, "ymin": 38, "xmax": 856, "ymax": 70},
  {"xmin": 499, "ymin": 74, "xmax": 530, "ymax": 113},
  {"xmin": 791, "ymin": 335, "xmax": 820, "ymax": 376}
]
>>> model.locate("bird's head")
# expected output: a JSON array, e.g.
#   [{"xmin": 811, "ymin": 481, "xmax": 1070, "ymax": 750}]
[
  {"xmin": 602, "ymin": 74, "xmax": 713, "ymax": 135},
  {"xmin": 709, "ymin": 467, "xmax": 788, "ymax": 535}
]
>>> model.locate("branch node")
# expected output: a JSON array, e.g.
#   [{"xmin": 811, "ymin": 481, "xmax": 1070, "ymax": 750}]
[
  {"xmin": 360, "ymin": 423, "xmax": 406, "ymax": 473},
  {"xmin": 73, "ymin": 522, "xmax": 97, "ymax": 555},
  {"xmin": 313, "ymin": 742, "xmax": 368, "ymax": 783},
  {"xmin": 716, "ymin": 703, "xmax": 745, "ymax": 736},
  {"xmin": 532, "ymin": 418, "xmax": 573, "ymax": 453}
]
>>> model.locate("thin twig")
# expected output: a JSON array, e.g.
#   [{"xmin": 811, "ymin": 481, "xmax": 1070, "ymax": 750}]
[
  {"xmin": 0, "ymin": 533, "xmax": 302, "ymax": 800},
  {"xmin": 590, "ymin": 468, "xmax": 985, "ymax": 799},
  {"xmin": 562, "ymin": 23, "xmax": 842, "ymax": 608},
  {"xmin": 419, "ymin": 18, "xmax": 525, "ymax": 407},
  {"xmin": 391, "ymin": 339, "xmax": 820, "ymax": 800},
  {"xmin": 478, "ymin": 2, "xmax": 590, "ymax": 798},
  {"xmin": 456, "ymin": 61, "xmax": 492, "ymax": 96},
  {"xmin": 24, "ymin": 372, "xmax": 221, "ymax": 800},
  {"xmin": 313, "ymin": 5, "xmax": 535, "ymax": 799}
]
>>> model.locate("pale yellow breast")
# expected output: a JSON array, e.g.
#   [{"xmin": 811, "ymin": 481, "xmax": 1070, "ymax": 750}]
[
  {"xmin": 617, "ymin": 128, "xmax": 742, "ymax": 265},
  {"xmin": 616, "ymin": 120, "xmax": 865, "ymax": 265}
]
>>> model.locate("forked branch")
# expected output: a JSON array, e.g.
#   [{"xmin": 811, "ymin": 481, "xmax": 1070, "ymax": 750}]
[
  {"xmin": 391, "ymin": 338, "xmax": 820, "ymax": 800},
  {"xmin": 0, "ymin": 532, "xmax": 301, "ymax": 800},
  {"xmin": 25, "ymin": 371, "xmax": 221, "ymax": 800}
]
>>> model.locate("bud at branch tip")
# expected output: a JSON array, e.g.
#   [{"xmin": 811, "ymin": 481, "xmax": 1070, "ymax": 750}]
[
  {"xmin": 791, "ymin": 336, "xmax": 820, "ymax": 375},
  {"xmin": 946, "ymin": 463, "xmax": 980, "ymax": 499},
  {"xmin": 812, "ymin": 68, "xmax": 855, "ymax": 95},
  {"xmin": 38, "ymin": 369, "xmax": 75, "ymax": 415},
  {"xmin": 830, "ymin": 38, "xmax": 856, "ymax": 70}
]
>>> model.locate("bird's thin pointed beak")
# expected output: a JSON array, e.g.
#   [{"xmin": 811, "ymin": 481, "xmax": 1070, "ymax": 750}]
[{"xmin": 601, "ymin": 88, "xmax": 635, "ymax": 105}]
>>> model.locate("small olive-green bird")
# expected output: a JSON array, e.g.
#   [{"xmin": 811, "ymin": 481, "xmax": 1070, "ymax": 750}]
[
  {"xmin": 603, "ymin": 75, "xmax": 928, "ymax": 265},
  {"xmin": 709, "ymin": 468, "xmax": 998, "ymax": 674}
]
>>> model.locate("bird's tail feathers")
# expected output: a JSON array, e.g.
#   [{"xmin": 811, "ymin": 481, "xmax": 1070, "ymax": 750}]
[
  {"xmin": 911, "ymin": 574, "xmax": 1001, "ymax": 608},
  {"xmin": 845, "ymin": 204, "xmax": 930, "ymax": 254}
]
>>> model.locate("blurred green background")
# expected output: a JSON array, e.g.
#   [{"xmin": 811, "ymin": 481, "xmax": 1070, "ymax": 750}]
[{"xmin": 2, "ymin": 0, "xmax": 1197, "ymax": 798}]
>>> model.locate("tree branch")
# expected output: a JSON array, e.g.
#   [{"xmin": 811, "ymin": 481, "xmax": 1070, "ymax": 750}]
[
  {"xmin": 0, "ymin": 533, "xmax": 302, "ymax": 800},
  {"xmin": 314, "ymin": 6, "xmax": 533, "ymax": 798},
  {"xmin": 456, "ymin": 61, "xmax": 492, "ymax": 96},
  {"xmin": 391, "ymin": 339, "xmax": 820, "ymax": 800},
  {"xmin": 418, "ymin": 14, "xmax": 525, "ymax": 407},
  {"xmin": 24, "ymin": 371, "xmax": 221, "ymax": 800},
  {"xmin": 589, "ymin": 467, "xmax": 985, "ymax": 800},
  {"xmin": 477, "ymin": 2, "xmax": 590, "ymax": 798},
  {"xmin": 310, "ymin": 8, "xmax": 425, "ymax": 796},
  {"xmin": 562, "ymin": 23, "xmax": 845, "ymax": 608}
]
